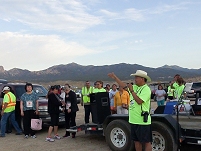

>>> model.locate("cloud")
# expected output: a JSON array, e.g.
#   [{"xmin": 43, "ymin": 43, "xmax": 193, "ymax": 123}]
[
  {"xmin": 0, "ymin": 32, "xmax": 97, "ymax": 70},
  {"xmin": 99, "ymin": 8, "xmax": 145, "ymax": 21},
  {"xmin": 99, "ymin": 2, "xmax": 195, "ymax": 22},
  {"xmin": 134, "ymin": 40, "xmax": 143, "ymax": 43},
  {"xmin": 100, "ymin": 9, "xmax": 118, "ymax": 18},
  {"xmin": 124, "ymin": 8, "xmax": 145, "ymax": 21},
  {"xmin": 0, "ymin": 0, "xmax": 102, "ymax": 33},
  {"xmin": 150, "ymin": 3, "xmax": 188, "ymax": 15}
]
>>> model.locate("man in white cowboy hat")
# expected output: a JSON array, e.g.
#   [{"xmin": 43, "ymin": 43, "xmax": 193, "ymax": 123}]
[{"xmin": 108, "ymin": 70, "xmax": 152, "ymax": 151}]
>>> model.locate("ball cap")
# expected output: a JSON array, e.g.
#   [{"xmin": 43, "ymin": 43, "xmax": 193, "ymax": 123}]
[
  {"xmin": 130, "ymin": 70, "xmax": 151, "ymax": 82},
  {"xmin": 2, "ymin": 86, "xmax": 10, "ymax": 92}
]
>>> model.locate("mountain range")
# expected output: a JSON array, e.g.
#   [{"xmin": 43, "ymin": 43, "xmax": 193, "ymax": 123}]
[{"xmin": 0, "ymin": 63, "xmax": 201, "ymax": 82}]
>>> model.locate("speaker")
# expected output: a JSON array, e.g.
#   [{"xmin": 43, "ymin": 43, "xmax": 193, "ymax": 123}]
[
  {"xmin": 90, "ymin": 92, "xmax": 111, "ymax": 124},
  {"xmin": 154, "ymin": 106, "xmax": 165, "ymax": 114}
]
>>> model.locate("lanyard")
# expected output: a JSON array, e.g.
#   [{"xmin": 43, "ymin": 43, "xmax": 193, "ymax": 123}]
[{"xmin": 136, "ymin": 85, "xmax": 146, "ymax": 95}]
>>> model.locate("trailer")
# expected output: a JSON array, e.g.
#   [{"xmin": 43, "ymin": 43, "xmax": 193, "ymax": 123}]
[{"xmin": 67, "ymin": 92, "xmax": 201, "ymax": 151}]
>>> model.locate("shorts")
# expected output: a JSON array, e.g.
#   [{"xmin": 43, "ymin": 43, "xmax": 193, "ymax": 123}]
[
  {"xmin": 131, "ymin": 124, "xmax": 152, "ymax": 143},
  {"xmin": 50, "ymin": 113, "xmax": 59, "ymax": 126}
]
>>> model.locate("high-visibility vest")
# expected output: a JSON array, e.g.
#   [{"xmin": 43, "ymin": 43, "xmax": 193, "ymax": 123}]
[
  {"xmin": 173, "ymin": 82, "xmax": 179, "ymax": 97},
  {"xmin": 82, "ymin": 86, "xmax": 93, "ymax": 103},
  {"xmin": 167, "ymin": 86, "xmax": 174, "ymax": 96},
  {"xmin": 2, "ymin": 92, "xmax": 16, "ymax": 112},
  {"xmin": 93, "ymin": 88, "xmax": 106, "ymax": 93}
]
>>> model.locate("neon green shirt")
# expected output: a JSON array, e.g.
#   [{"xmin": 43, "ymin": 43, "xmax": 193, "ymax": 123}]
[
  {"xmin": 3, "ymin": 92, "xmax": 16, "ymax": 113},
  {"xmin": 173, "ymin": 82, "xmax": 179, "ymax": 89},
  {"xmin": 167, "ymin": 86, "xmax": 174, "ymax": 97},
  {"xmin": 173, "ymin": 82, "xmax": 179, "ymax": 97},
  {"xmin": 129, "ymin": 84, "xmax": 151, "ymax": 125},
  {"xmin": 175, "ymin": 85, "xmax": 185, "ymax": 99},
  {"xmin": 93, "ymin": 88, "xmax": 106, "ymax": 93},
  {"xmin": 81, "ymin": 86, "xmax": 93, "ymax": 103}
]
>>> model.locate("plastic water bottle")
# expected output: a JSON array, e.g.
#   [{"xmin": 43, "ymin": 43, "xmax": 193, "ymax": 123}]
[{"xmin": 151, "ymin": 109, "xmax": 155, "ymax": 114}]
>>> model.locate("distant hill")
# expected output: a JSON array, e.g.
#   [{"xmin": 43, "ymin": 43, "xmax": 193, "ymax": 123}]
[
  {"xmin": 0, "ymin": 63, "xmax": 201, "ymax": 82},
  {"xmin": 160, "ymin": 65, "xmax": 201, "ymax": 74}
]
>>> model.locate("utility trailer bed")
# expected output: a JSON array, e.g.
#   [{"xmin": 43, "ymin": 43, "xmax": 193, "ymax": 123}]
[
  {"xmin": 173, "ymin": 115, "xmax": 201, "ymax": 129},
  {"xmin": 67, "ymin": 123, "xmax": 104, "ymax": 135},
  {"xmin": 172, "ymin": 115, "xmax": 201, "ymax": 145}
]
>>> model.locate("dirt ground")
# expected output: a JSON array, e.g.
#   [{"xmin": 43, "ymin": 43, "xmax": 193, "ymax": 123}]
[{"xmin": 0, "ymin": 101, "xmax": 199, "ymax": 151}]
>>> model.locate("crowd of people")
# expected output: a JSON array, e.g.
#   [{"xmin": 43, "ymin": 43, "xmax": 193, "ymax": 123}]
[
  {"xmin": 0, "ymin": 70, "xmax": 186, "ymax": 151},
  {"xmin": 155, "ymin": 74, "xmax": 186, "ymax": 106}
]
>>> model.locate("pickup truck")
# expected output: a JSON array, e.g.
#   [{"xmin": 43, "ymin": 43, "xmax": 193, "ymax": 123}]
[
  {"xmin": 0, "ymin": 83, "xmax": 65, "ymax": 130},
  {"xmin": 187, "ymin": 82, "xmax": 201, "ymax": 103}
]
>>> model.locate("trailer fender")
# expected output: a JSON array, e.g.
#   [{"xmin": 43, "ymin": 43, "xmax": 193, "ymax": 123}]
[
  {"xmin": 151, "ymin": 114, "xmax": 181, "ymax": 142},
  {"xmin": 152, "ymin": 121, "xmax": 177, "ymax": 151}
]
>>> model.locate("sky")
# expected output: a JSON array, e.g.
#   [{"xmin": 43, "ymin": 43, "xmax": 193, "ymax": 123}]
[{"xmin": 0, "ymin": 0, "xmax": 201, "ymax": 71}]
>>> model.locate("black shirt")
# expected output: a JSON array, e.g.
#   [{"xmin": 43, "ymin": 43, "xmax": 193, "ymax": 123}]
[
  {"xmin": 48, "ymin": 93, "xmax": 62, "ymax": 114},
  {"xmin": 65, "ymin": 90, "xmax": 79, "ymax": 112}
]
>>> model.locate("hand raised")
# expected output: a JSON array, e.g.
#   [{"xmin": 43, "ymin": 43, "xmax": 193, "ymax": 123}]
[{"xmin": 108, "ymin": 72, "xmax": 116, "ymax": 79}]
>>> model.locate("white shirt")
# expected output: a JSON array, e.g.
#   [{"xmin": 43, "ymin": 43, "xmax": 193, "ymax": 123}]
[
  {"xmin": 155, "ymin": 90, "xmax": 166, "ymax": 101},
  {"xmin": 60, "ymin": 91, "xmax": 65, "ymax": 101},
  {"xmin": 109, "ymin": 89, "xmax": 118, "ymax": 100}
]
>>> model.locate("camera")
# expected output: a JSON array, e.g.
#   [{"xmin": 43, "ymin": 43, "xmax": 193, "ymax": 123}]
[{"xmin": 141, "ymin": 111, "xmax": 149, "ymax": 123}]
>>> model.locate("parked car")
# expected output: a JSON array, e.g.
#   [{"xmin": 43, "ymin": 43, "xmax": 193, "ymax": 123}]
[
  {"xmin": 187, "ymin": 82, "xmax": 201, "ymax": 101},
  {"xmin": 0, "ymin": 79, "xmax": 8, "ymax": 84},
  {"xmin": 149, "ymin": 82, "xmax": 169, "ymax": 100},
  {"xmin": 0, "ymin": 83, "xmax": 65, "ymax": 129},
  {"xmin": 75, "ymin": 89, "xmax": 81, "ymax": 104}
]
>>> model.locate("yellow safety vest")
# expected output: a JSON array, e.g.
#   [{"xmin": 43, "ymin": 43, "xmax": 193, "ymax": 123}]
[
  {"xmin": 2, "ymin": 92, "xmax": 16, "ymax": 113},
  {"xmin": 168, "ymin": 86, "xmax": 174, "ymax": 97},
  {"xmin": 82, "ymin": 86, "xmax": 93, "ymax": 104}
]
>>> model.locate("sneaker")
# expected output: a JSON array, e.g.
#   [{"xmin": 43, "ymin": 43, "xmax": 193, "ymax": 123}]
[
  {"xmin": 63, "ymin": 134, "xmax": 70, "ymax": 138},
  {"xmin": 46, "ymin": 137, "xmax": 55, "ymax": 142},
  {"xmin": 31, "ymin": 135, "xmax": 37, "ymax": 139},
  {"xmin": 25, "ymin": 135, "xmax": 29, "ymax": 139},
  {"xmin": 54, "ymin": 135, "xmax": 61, "ymax": 139}
]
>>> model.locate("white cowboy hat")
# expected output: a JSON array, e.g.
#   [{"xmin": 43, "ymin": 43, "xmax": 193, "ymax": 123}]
[{"xmin": 130, "ymin": 70, "xmax": 151, "ymax": 82}]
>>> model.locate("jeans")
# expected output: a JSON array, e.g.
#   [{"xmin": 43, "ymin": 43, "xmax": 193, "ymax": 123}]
[
  {"xmin": 84, "ymin": 105, "xmax": 91, "ymax": 124},
  {"xmin": 1, "ymin": 111, "xmax": 22, "ymax": 136},
  {"xmin": 157, "ymin": 99, "xmax": 165, "ymax": 106},
  {"xmin": 0, "ymin": 118, "xmax": 12, "ymax": 133}
]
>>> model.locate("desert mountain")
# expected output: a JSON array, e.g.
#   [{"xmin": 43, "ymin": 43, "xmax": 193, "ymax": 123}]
[{"xmin": 0, "ymin": 63, "xmax": 200, "ymax": 82}]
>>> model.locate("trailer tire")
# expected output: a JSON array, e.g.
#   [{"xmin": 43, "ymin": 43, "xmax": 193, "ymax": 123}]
[
  {"xmin": 152, "ymin": 121, "xmax": 177, "ymax": 151},
  {"xmin": 105, "ymin": 120, "xmax": 134, "ymax": 151}
]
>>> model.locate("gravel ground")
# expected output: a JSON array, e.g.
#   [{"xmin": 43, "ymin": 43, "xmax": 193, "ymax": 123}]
[{"xmin": 0, "ymin": 102, "xmax": 200, "ymax": 151}]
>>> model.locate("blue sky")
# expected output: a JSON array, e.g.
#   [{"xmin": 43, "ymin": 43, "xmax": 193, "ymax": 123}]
[{"xmin": 0, "ymin": 0, "xmax": 201, "ymax": 71}]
